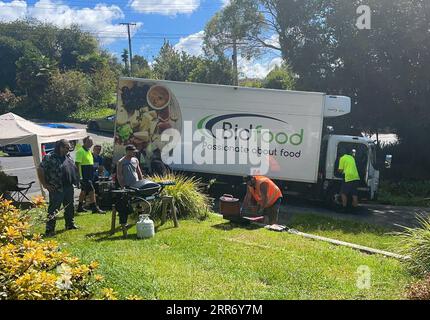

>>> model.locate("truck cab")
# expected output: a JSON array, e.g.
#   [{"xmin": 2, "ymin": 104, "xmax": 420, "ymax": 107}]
[{"xmin": 323, "ymin": 134, "xmax": 380, "ymax": 203}]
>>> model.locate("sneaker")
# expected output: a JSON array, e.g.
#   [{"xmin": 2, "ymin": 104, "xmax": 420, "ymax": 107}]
[
  {"xmin": 65, "ymin": 225, "xmax": 79, "ymax": 230},
  {"xmin": 77, "ymin": 205, "xmax": 88, "ymax": 213},
  {"xmin": 92, "ymin": 206, "xmax": 106, "ymax": 214}
]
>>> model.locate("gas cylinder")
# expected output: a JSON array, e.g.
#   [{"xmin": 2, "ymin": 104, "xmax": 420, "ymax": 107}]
[{"xmin": 136, "ymin": 214, "xmax": 155, "ymax": 239}]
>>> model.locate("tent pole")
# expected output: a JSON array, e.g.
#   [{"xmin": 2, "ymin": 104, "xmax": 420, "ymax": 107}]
[{"xmin": 30, "ymin": 135, "xmax": 46, "ymax": 199}]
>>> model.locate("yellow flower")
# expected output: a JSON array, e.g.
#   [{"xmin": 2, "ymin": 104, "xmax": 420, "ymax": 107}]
[
  {"xmin": 32, "ymin": 195, "xmax": 46, "ymax": 208},
  {"xmin": 101, "ymin": 288, "xmax": 118, "ymax": 300},
  {"xmin": 94, "ymin": 274, "xmax": 104, "ymax": 282},
  {"xmin": 4, "ymin": 226, "xmax": 22, "ymax": 240},
  {"xmin": 126, "ymin": 295, "xmax": 142, "ymax": 300},
  {"xmin": 89, "ymin": 261, "xmax": 99, "ymax": 270}
]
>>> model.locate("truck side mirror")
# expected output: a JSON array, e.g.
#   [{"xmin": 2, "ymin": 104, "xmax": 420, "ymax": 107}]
[{"xmin": 385, "ymin": 155, "xmax": 393, "ymax": 169}]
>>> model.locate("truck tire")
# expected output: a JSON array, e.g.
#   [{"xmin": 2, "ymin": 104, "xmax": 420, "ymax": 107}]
[{"xmin": 325, "ymin": 188, "xmax": 342, "ymax": 210}]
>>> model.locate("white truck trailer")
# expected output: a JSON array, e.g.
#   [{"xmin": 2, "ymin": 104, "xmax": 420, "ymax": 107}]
[{"xmin": 113, "ymin": 77, "xmax": 390, "ymax": 206}]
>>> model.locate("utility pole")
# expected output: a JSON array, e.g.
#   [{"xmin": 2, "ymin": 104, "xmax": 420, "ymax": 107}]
[
  {"xmin": 232, "ymin": 37, "xmax": 238, "ymax": 86},
  {"xmin": 121, "ymin": 22, "xmax": 136, "ymax": 76}
]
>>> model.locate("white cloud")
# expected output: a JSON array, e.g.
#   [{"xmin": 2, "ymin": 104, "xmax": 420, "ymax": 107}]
[
  {"xmin": 172, "ymin": 30, "xmax": 283, "ymax": 79},
  {"xmin": 0, "ymin": 0, "xmax": 141, "ymax": 45},
  {"xmin": 174, "ymin": 30, "xmax": 204, "ymax": 56},
  {"xmin": 239, "ymin": 56, "xmax": 283, "ymax": 79},
  {"xmin": 220, "ymin": 0, "xmax": 231, "ymax": 8},
  {"xmin": 0, "ymin": 0, "xmax": 27, "ymax": 21},
  {"xmin": 129, "ymin": 0, "xmax": 200, "ymax": 16}
]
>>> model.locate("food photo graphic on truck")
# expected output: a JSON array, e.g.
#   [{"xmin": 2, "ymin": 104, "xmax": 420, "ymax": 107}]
[{"xmin": 113, "ymin": 77, "xmax": 386, "ymax": 208}]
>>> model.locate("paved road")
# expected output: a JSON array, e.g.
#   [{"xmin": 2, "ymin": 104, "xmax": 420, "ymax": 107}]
[
  {"xmin": 278, "ymin": 201, "xmax": 429, "ymax": 230},
  {"xmin": 0, "ymin": 122, "xmax": 113, "ymax": 195}
]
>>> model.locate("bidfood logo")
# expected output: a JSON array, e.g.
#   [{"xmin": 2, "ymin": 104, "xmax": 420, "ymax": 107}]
[{"xmin": 197, "ymin": 114, "xmax": 304, "ymax": 146}]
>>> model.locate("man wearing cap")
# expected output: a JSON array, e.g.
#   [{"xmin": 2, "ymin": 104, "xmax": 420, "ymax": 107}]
[
  {"xmin": 117, "ymin": 144, "xmax": 144, "ymax": 188},
  {"xmin": 115, "ymin": 145, "xmax": 145, "ymax": 230},
  {"xmin": 37, "ymin": 139, "xmax": 79, "ymax": 237},
  {"xmin": 242, "ymin": 175, "xmax": 283, "ymax": 225}
]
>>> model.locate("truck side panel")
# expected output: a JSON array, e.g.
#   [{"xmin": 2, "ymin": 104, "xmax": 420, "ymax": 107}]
[{"xmin": 114, "ymin": 78, "xmax": 325, "ymax": 184}]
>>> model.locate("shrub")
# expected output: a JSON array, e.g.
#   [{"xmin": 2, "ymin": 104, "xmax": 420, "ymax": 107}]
[
  {"xmin": 0, "ymin": 197, "xmax": 114, "ymax": 300},
  {"xmin": 397, "ymin": 215, "xmax": 430, "ymax": 276},
  {"xmin": 149, "ymin": 173, "xmax": 211, "ymax": 221},
  {"xmin": 378, "ymin": 180, "xmax": 430, "ymax": 207},
  {"xmin": 0, "ymin": 89, "xmax": 21, "ymax": 114},
  {"xmin": 40, "ymin": 70, "xmax": 90, "ymax": 116},
  {"xmin": 67, "ymin": 106, "xmax": 114, "ymax": 123}
]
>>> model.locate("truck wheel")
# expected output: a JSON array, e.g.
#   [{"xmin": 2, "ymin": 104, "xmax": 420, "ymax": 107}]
[{"xmin": 325, "ymin": 188, "xmax": 342, "ymax": 210}]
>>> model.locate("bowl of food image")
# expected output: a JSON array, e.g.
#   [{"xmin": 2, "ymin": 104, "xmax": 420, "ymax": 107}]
[{"xmin": 147, "ymin": 85, "xmax": 171, "ymax": 110}]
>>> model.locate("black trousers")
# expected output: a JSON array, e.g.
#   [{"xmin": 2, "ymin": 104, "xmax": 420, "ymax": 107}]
[
  {"xmin": 114, "ymin": 194, "xmax": 133, "ymax": 225},
  {"xmin": 46, "ymin": 184, "xmax": 75, "ymax": 233}
]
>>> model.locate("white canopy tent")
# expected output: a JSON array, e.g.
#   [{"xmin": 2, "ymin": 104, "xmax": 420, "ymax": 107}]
[{"xmin": 0, "ymin": 112, "xmax": 87, "ymax": 195}]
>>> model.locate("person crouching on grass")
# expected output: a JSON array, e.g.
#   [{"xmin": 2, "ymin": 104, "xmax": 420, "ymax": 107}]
[
  {"xmin": 242, "ymin": 175, "xmax": 283, "ymax": 225},
  {"xmin": 75, "ymin": 136, "xmax": 105, "ymax": 214}
]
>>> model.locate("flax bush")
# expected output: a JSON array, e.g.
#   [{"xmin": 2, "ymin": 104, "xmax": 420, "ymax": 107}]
[
  {"xmin": 0, "ymin": 197, "xmax": 116, "ymax": 300},
  {"xmin": 397, "ymin": 215, "xmax": 430, "ymax": 276},
  {"xmin": 149, "ymin": 173, "xmax": 211, "ymax": 221}
]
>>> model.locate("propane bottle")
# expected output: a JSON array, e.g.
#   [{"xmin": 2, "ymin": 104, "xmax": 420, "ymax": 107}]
[{"xmin": 136, "ymin": 214, "xmax": 155, "ymax": 239}]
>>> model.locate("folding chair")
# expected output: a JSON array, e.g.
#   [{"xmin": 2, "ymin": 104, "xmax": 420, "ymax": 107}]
[{"xmin": 6, "ymin": 176, "xmax": 35, "ymax": 204}]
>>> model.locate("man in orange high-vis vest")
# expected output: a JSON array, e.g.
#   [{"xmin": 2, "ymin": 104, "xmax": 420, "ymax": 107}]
[{"xmin": 242, "ymin": 175, "xmax": 283, "ymax": 225}]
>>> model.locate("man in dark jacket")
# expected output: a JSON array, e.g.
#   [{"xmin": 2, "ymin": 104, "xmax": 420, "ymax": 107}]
[{"xmin": 37, "ymin": 139, "xmax": 79, "ymax": 237}]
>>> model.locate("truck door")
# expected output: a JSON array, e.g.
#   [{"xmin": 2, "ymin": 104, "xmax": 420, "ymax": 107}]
[
  {"xmin": 334, "ymin": 142, "xmax": 369, "ymax": 186},
  {"xmin": 367, "ymin": 144, "xmax": 379, "ymax": 199}
]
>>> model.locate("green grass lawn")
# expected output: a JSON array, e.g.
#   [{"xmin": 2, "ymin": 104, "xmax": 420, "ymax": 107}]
[{"xmin": 32, "ymin": 212, "xmax": 414, "ymax": 300}]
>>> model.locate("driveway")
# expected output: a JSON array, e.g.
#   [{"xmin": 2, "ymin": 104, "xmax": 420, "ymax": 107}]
[{"xmin": 279, "ymin": 201, "xmax": 429, "ymax": 230}]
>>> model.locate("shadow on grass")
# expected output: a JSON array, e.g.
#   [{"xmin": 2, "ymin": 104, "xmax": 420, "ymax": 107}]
[
  {"xmin": 287, "ymin": 213, "xmax": 393, "ymax": 236},
  {"xmin": 85, "ymin": 224, "xmax": 136, "ymax": 242},
  {"xmin": 211, "ymin": 221, "xmax": 262, "ymax": 232}
]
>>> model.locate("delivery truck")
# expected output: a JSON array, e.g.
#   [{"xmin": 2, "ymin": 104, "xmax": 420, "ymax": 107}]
[{"xmin": 113, "ymin": 77, "xmax": 391, "ymax": 207}]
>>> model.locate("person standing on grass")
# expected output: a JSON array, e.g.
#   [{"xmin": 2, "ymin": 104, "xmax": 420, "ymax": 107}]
[
  {"xmin": 115, "ymin": 144, "xmax": 145, "ymax": 231},
  {"xmin": 37, "ymin": 139, "xmax": 79, "ymax": 237},
  {"xmin": 242, "ymin": 175, "xmax": 283, "ymax": 225},
  {"xmin": 92, "ymin": 144, "xmax": 105, "ymax": 194},
  {"xmin": 338, "ymin": 148, "xmax": 360, "ymax": 212},
  {"xmin": 75, "ymin": 136, "xmax": 104, "ymax": 214}
]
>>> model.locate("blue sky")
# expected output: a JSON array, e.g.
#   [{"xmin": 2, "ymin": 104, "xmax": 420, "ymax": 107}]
[{"xmin": 0, "ymin": 0, "xmax": 282, "ymax": 78}]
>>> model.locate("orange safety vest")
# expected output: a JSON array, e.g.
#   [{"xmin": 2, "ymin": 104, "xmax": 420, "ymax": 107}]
[{"xmin": 248, "ymin": 176, "xmax": 282, "ymax": 208}]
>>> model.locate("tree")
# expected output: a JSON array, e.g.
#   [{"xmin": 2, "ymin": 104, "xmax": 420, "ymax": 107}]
[
  {"xmin": 0, "ymin": 36, "xmax": 39, "ymax": 91},
  {"xmin": 152, "ymin": 41, "xmax": 199, "ymax": 81},
  {"xmin": 188, "ymin": 56, "xmax": 233, "ymax": 85},
  {"xmin": 0, "ymin": 89, "xmax": 22, "ymax": 114},
  {"xmin": 89, "ymin": 65, "xmax": 117, "ymax": 108},
  {"xmin": 131, "ymin": 55, "xmax": 153, "ymax": 79},
  {"xmin": 121, "ymin": 49, "xmax": 129, "ymax": 74},
  {"xmin": 204, "ymin": 0, "xmax": 265, "ymax": 58},
  {"xmin": 204, "ymin": 0, "xmax": 266, "ymax": 84},
  {"xmin": 40, "ymin": 70, "xmax": 90, "ymax": 115},
  {"xmin": 15, "ymin": 50, "xmax": 56, "ymax": 98},
  {"xmin": 57, "ymin": 25, "xmax": 99, "ymax": 71},
  {"xmin": 263, "ymin": 64, "xmax": 295, "ymax": 90}
]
